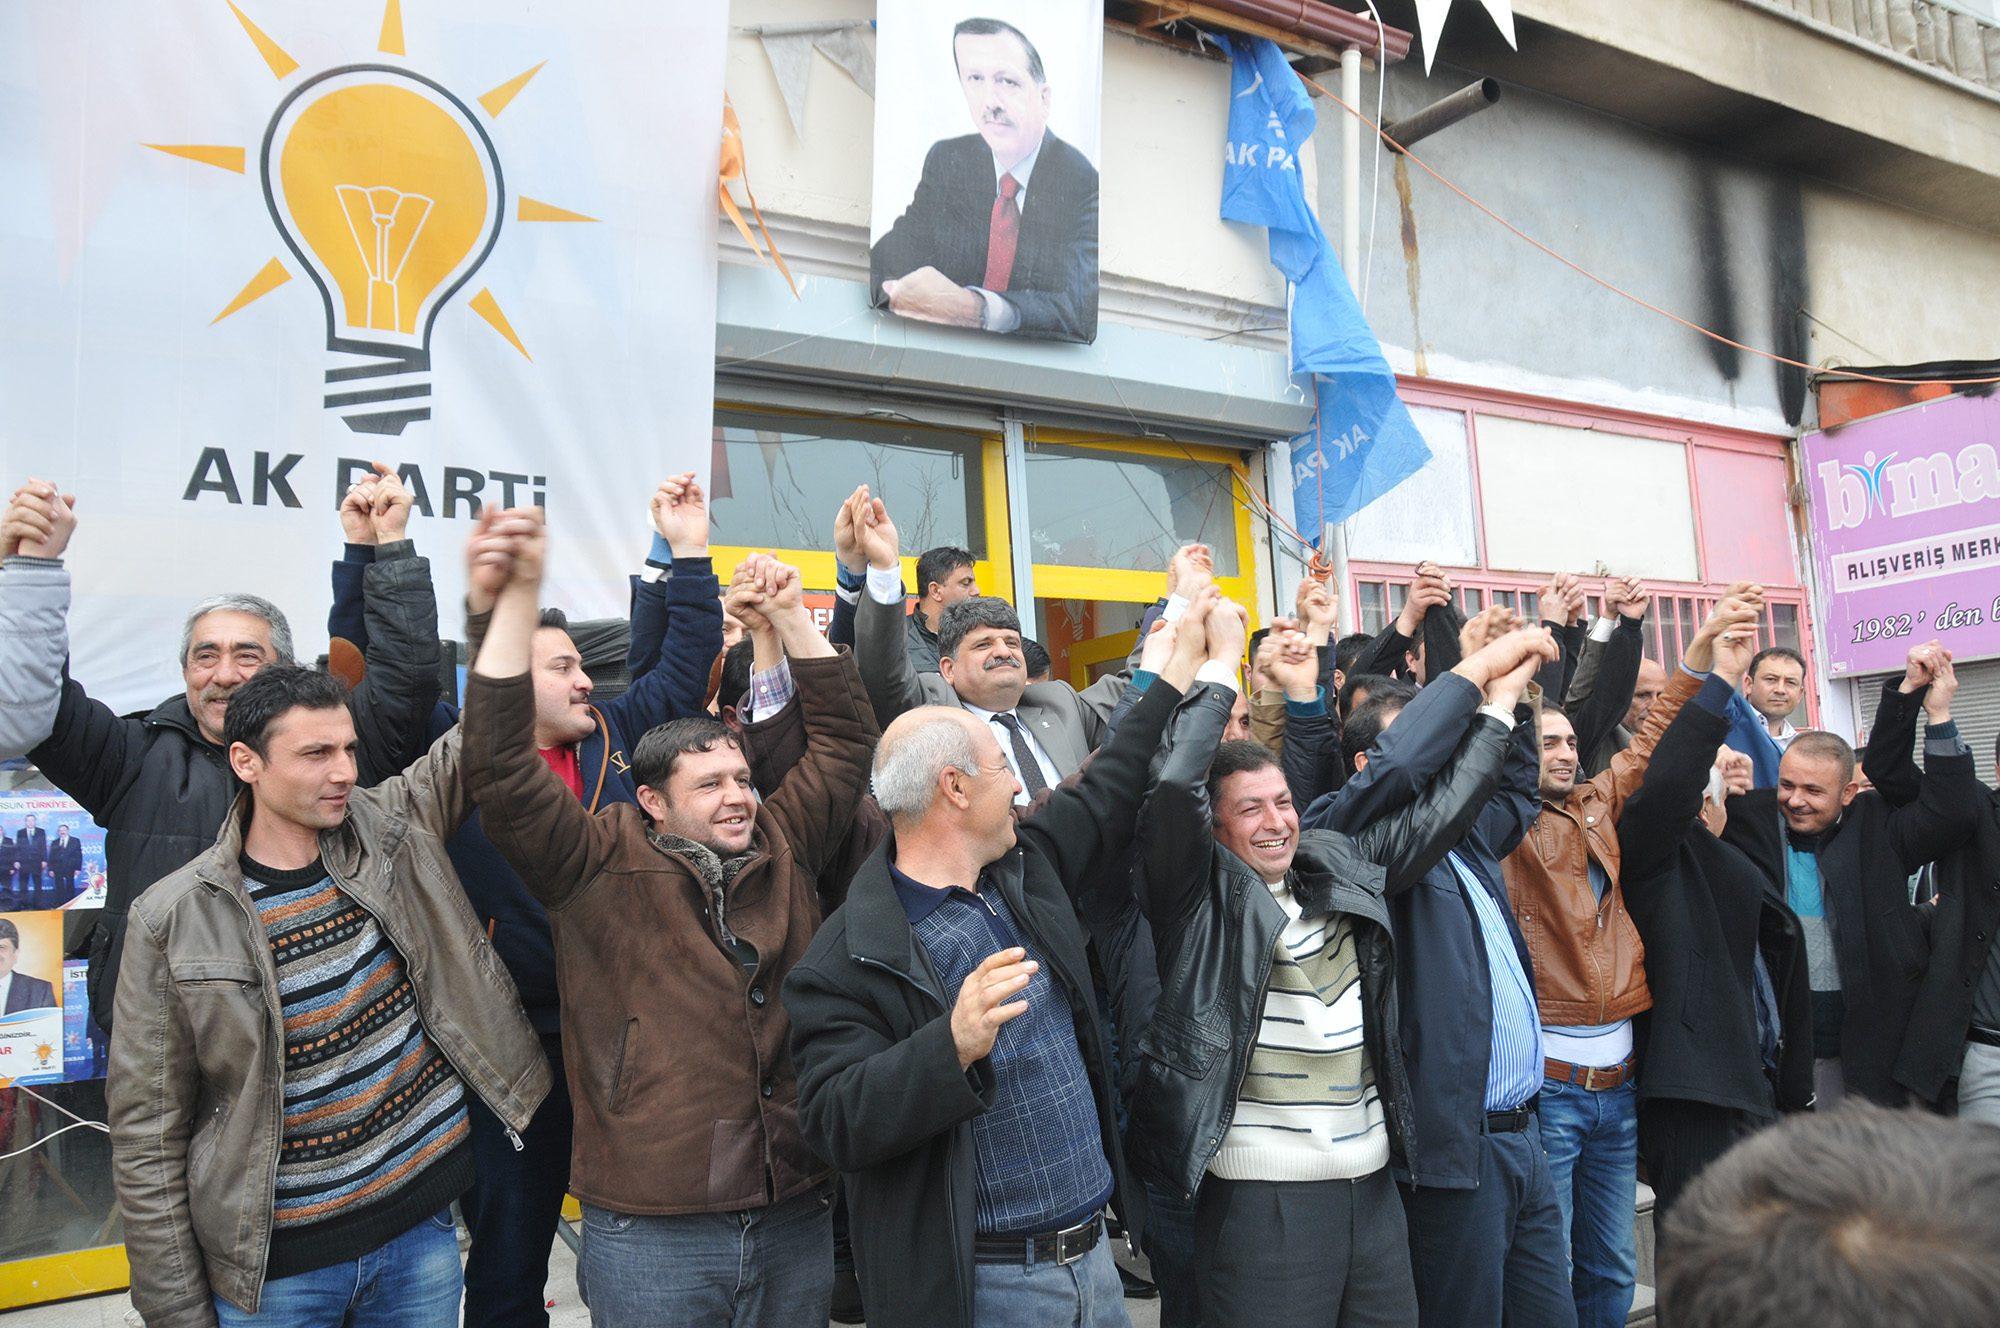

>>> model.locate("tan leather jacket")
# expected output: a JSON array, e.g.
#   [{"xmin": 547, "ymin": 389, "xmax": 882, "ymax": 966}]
[
  {"xmin": 1504, "ymin": 670, "xmax": 1700, "ymax": 1029},
  {"xmin": 107, "ymin": 728, "xmax": 551, "ymax": 1328}
]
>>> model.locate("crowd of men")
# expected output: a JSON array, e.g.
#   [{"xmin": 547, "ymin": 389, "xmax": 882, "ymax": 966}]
[{"xmin": 0, "ymin": 468, "xmax": 1997, "ymax": 1328}]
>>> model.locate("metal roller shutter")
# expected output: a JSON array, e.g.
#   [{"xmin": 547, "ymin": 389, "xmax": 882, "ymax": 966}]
[
  {"xmin": 1848, "ymin": 658, "xmax": 2000, "ymax": 787},
  {"xmin": 1946, "ymin": 658, "xmax": 2000, "ymax": 786}
]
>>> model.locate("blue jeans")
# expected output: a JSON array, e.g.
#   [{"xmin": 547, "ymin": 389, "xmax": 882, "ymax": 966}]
[
  {"xmin": 971, "ymin": 1237, "xmax": 1130, "ymax": 1328},
  {"xmin": 1538, "ymin": 1078, "xmax": 1639, "ymax": 1328},
  {"xmin": 577, "ymin": 1188, "xmax": 832, "ymax": 1328},
  {"xmin": 216, "ymin": 1210, "xmax": 460, "ymax": 1327}
]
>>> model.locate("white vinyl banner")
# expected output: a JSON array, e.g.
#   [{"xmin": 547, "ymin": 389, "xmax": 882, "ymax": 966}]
[{"xmin": 0, "ymin": 1, "xmax": 724, "ymax": 714}]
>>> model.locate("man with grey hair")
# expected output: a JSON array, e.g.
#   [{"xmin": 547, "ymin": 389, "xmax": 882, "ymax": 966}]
[
  {"xmin": 851, "ymin": 489, "xmax": 1123, "ymax": 801},
  {"xmin": 0, "ymin": 467, "xmax": 442, "ymax": 1032},
  {"xmin": 788, "ymin": 590, "xmax": 1228, "ymax": 1328}
]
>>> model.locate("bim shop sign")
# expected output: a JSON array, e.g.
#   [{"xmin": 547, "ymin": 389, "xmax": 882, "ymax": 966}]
[{"xmin": 1802, "ymin": 391, "xmax": 2000, "ymax": 675}]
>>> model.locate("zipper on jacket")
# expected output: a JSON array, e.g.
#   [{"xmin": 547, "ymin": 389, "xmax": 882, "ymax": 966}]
[
  {"xmin": 213, "ymin": 880, "xmax": 287, "ymax": 1299},
  {"xmin": 1197, "ymin": 891, "xmax": 1281, "ymax": 1200}
]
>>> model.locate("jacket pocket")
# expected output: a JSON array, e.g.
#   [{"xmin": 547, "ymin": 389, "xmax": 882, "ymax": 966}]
[
  {"xmin": 608, "ymin": 1016, "xmax": 638, "ymax": 1113},
  {"xmin": 1137, "ymin": 1013, "xmax": 1229, "ymax": 1079}
]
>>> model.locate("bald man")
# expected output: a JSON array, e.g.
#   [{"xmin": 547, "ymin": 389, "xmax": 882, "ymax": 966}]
[{"xmin": 787, "ymin": 594, "xmax": 1230, "ymax": 1328}]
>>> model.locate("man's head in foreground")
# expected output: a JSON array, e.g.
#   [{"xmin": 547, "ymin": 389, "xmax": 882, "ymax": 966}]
[
  {"xmin": 1658, "ymin": 1104, "xmax": 2000, "ymax": 1328},
  {"xmin": 1777, "ymin": 731, "xmax": 1858, "ymax": 836},
  {"xmin": 181, "ymin": 593, "xmax": 295, "ymax": 745},
  {"xmin": 938, "ymin": 597, "xmax": 1029, "ymax": 713},
  {"xmin": 1208, "ymin": 740, "xmax": 1297, "ymax": 884},
  {"xmin": 632, "ymin": 718, "xmax": 758, "ymax": 856},
  {"xmin": 225, "ymin": 665, "xmax": 359, "ymax": 835},
  {"xmin": 873, "ymin": 706, "xmax": 1022, "ymax": 863}
]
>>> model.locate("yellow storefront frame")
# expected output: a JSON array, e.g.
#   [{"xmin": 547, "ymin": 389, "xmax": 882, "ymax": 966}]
[
  {"xmin": 1021, "ymin": 433, "xmax": 1261, "ymax": 687},
  {"xmin": 0, "ymin": 1243, "xmax": 129, "ymax": 1312}
]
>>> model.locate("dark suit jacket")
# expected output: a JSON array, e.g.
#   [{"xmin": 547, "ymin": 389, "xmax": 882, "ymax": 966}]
[
  {"xmin": 14, "ymin": 828, "xmax": 46, "ymax": 869},
  {"xmin": 871, "ymin": 130, "xmax": 1099, "ymax": 343},
  {"xmin": 4, "ymin": 972, "xmax": 57, "ymax": 1013},
  {"xmin": 49, "ymin": 836, "xmax": 83, "ymax": 877}
]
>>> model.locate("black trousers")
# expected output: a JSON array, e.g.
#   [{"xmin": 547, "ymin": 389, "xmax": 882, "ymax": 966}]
[
  {"xmin": 1194, "ymin": 1169, "xmax": 1416, "ymax": 1328},
  {"xmin": 1401, "ymin": 1119, "xmax": 1577, "ymax": 1328},
  {"xmin": 1637, "ymin": 1099, "xmax": 1759, "ymax": 1234},
  {"xmin": 459, "ymin": 1034, "xmax": 573, "ymax": 1328}
]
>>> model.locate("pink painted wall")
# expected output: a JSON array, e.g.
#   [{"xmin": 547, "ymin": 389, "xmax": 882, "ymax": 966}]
[{"xmin": 1693, "ymin": 447, "xmax": 1798, "ymax": 587}]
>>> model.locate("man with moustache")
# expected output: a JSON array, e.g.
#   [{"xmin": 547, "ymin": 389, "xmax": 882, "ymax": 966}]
[
  {"xmin": 0, "ymin": 468, "xmax": 443, "ymax": 1033},
  {"xmin": 852, "ymin": 493, "xmax": 1123, "ymax": 795},
  {"xmin": 870, "ymin": 16, "xmax": 1100, "ymax": 341}
]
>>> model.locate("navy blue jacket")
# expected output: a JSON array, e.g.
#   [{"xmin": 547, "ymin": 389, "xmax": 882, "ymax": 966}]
[
  {"xmin": 331, "ymin": 552, "xmax": 720, "ymax": 1031},
  {"xmin": 1301, "ymin": 672, "xmax": 1542, "ymax": 1189}
]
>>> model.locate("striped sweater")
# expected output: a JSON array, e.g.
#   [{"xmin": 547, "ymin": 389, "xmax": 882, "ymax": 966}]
[
  {"xmin": 1208, "ymin": 881, "xmax": 1390, "ymax": 1183},
  {"xmin": 244, "ymin": 857, "xmax": 473, "ymax": 1277}
]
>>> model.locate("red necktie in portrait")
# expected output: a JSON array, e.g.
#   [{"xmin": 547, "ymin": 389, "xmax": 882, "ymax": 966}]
[{"xmin": 983, "ymin": 173, "xmax": 1021, "ymax": 293}]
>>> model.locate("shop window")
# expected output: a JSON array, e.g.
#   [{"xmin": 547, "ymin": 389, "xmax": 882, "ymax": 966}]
[
  {"xmin": 710, "ymin": 411, "xmax": 987, "ymax": 558},
  {"xmin": 1023, "ymin": 442, "xmax": 1241, "ymax": 576}
]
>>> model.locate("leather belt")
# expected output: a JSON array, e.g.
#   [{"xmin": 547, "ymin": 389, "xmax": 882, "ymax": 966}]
[
  {"xmin": 1545, "ymin": 1053, "xmax": 1637, "ymax": 1091},
  {"xmin": 1968, "ymin": 1025, "xmax": 2000, "ymax": 1050},
  {"xmin": 1485, "ymin": 1104, "xmax": 1535, "ymax": 1133},
  {"xmin": 973, "ymin": 1214, "xmax": 1103, "ymax": 1266}
]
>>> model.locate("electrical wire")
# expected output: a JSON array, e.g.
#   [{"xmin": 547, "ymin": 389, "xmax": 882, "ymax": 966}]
[
  {"xmin": 0, "ymin": 1117, "xmax": 108, "ymax": 1162},
  {"xmin": 1357, "ymin": 0, "xmax": 1389, "ymax": 315},
  {"xmin": 1294, "ymin": 69, "xmax": 2000, "ymax": 388}
]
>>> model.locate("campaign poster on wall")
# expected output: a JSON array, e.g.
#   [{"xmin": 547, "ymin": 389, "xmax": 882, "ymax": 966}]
[
  {"xmin": 0, "ymin": 790, "xmax": 106, "ymax": 912},
  {"xmin": 0, "ymin": 912, "xmax": 65, "ymax": 1087},
  {"xmin": 62, "ymin": 960, "xmax": 106, "ymax": 1083},
  {"xmin": 0, "ymin": 1, "xmax": 726, "ymax": 716},
  {"xmin": 1800, "ymin": 391, "xmax": 2000, "ymax": 675},
  {"xmin": 870, "ymin": 0, "xmax": 1103, "ymax": 344}
]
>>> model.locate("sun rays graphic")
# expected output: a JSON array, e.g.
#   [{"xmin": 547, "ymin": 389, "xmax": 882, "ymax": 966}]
[{"xmin": 143, "ymin": 0, "xmax": 596, "ymax": 434}]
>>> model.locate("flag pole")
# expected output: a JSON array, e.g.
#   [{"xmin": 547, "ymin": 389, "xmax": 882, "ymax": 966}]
[{"xmin": 1324, "ymin": 41, "xmax": 1363, "ymax": 627}]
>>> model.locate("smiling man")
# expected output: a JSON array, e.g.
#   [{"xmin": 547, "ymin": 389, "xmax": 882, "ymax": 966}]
[
  {"xmin": 463, "ymin": 521, "xmax": 879, "ymax": 1328},
  {"xmin": 869, "ymin": 15, "xmax": 1100, "ymax": 341},
  {"xmin": 107, "ymin": 662, "xmax": 549, "ymax": 1328},
  {"xmin": 1720, "ymin": 640, "xmax": 1984, "ymax": 1109},
  {"xmin": 0, "ymin": 469, "xmax": 442, "ymax": 1036},
  {"xmin": 852, "ymin": 492, "xmax": 1124, "ymax": 798}
]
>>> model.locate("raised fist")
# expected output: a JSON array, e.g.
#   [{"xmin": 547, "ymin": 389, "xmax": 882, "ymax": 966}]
[
  {"xmin": 2, "ymin": 481, "xmax": 78, "ymax": 561},
  {"xmin": 651, "ymin": 472, "xmax": 709, "ymax": 558}
]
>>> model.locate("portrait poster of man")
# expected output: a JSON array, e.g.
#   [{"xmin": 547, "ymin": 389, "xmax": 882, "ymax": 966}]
[
  {"xmin": 870, "ymin": 1, "xmax": 1103, "ymax": 344},
  {"xmin": 0, "ymin": 911, "xmax": 64, "ymax": 1086},
  {"xmin": 0, "ymin": 789, "xmax": 105, "ymax": 911}
]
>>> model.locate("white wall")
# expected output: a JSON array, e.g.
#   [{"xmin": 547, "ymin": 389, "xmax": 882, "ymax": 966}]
[{"xmin": 1474, "ymin": 417, "xmax": 1700, "ymax": 579}]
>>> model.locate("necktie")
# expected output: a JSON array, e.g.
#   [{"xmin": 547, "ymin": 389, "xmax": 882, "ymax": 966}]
[
  {"xmin": 983, "ymin": 174, "xmax": 1021, "ymax": 293},
  {"xmin": 993, "ymin": 712, "xmax": 1048, "ymax": 800}
]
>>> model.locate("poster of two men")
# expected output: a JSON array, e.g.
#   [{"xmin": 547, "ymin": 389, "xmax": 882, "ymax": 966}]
[{"xmin": 869, "ymin": 1, "xmax": 1103, "ymax": 344}]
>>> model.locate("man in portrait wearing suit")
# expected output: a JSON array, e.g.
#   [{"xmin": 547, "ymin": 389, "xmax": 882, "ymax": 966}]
[
  {"xmin": 48, "ymin": 823, "xmax": 83, "ymax": 901},
  {"xmin": 13, "ymin": 815, "xmax": 46, "ymax": 896},
  {"xmin": 0, "ymin": 918, "xmax": 57, "ymax": 1013},
  {"xmin": 870, "ymin": 16, "xmax": 1100, "ymax": 343}
]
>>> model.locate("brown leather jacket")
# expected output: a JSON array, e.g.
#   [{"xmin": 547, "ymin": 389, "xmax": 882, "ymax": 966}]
[
  {"xmin": 107, "ymin": 730, "xmax": 551, "ymax": 1328},
  {"xmin": 461, "ymin": 649, "xmax": 879, "ymax": 1217},
  {"xmin": 1504, "ymin": 669, "xmax": 1700, "ymax": 1028}
]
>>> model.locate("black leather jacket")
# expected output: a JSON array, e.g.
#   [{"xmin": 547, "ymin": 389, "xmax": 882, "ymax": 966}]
[{"xmin": 1125, "ymin": 680, "xmax": 1514, "ymax": 1202}]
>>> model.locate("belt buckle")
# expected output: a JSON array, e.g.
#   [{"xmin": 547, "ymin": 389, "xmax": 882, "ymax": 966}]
[{"xmin": 1054, "ymin": 1220, "xmax": 1092, "ymax": 1266}]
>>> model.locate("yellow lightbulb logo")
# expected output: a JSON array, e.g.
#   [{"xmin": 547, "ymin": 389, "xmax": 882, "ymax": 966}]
[{"xmin": 262, "ymin": 66, "xmax": 502, "ymax": 434}]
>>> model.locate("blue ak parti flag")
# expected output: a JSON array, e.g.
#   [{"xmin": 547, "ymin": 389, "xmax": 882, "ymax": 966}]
[{"xmin": 1219, "ymin": 35, "xmax": 1431, "ymax": 535}]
